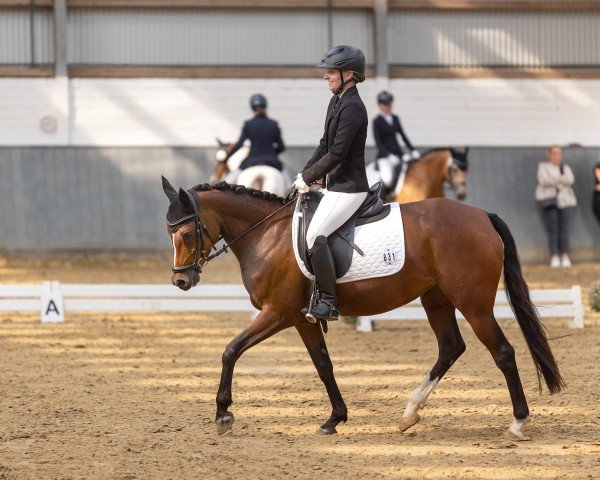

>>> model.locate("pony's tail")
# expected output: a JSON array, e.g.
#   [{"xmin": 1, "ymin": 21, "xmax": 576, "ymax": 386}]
[{"xmin": 487, "ymin": 213, "xmax": 564, "ymax": 394}]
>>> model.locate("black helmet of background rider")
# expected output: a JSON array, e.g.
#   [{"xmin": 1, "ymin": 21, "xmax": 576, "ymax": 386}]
[
  {"xmin": 377, "ymin": 90, "xmax": 394, "ymax": 106},
  {"xmin": 316, "ymin": 45, "xmax": 366, "ymax": 95},
  {"xmin": 250, "ymin": 93, "xmax": 267, "ymax": 112}
]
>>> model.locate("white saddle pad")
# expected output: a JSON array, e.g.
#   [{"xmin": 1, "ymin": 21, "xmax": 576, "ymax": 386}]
[{"xmin": 292, "ymin": 202, "xmax": 406, "ymax": 284}]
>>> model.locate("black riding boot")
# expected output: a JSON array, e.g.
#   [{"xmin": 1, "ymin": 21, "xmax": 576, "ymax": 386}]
[{"xmin": 306, "ymin": 235, "xmax": 339, "ymax": 322}]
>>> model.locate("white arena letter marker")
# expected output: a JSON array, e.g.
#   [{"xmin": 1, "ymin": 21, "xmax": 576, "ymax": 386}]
[{"xmin": 40, "ymin": 281, "xmax": 64, "ymax": 324}]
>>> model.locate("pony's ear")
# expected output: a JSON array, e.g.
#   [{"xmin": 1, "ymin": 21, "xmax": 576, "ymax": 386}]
[
  {"xmin": 216, "ymin": 137, "xmax": 228, "ymax": 148},
  {"xmin": 178, "ymin": 187, "xmax": 194, "ymax": 213},
  {"xmin": 162, "ymin": 176, "xmax": 178, "ymax": 202},
  {"xmin": 463, "ymin": 147, "xmax": 470, "ymax": 157}
]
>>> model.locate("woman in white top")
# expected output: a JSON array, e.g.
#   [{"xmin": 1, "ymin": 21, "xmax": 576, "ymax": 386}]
[{"xmin": 535, "ymin": 146, "xmax": 577, "ymax": 267}]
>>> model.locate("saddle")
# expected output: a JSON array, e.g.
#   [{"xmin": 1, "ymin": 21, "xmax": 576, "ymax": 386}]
[{"xmin": 297, "ymin": 182, "xmax": 390, "ymax": 279}]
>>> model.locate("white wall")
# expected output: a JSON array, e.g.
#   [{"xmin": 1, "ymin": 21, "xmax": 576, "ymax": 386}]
[{"xmin": 1, "ymin": 77, "xmax": 599, "ymax": 147}]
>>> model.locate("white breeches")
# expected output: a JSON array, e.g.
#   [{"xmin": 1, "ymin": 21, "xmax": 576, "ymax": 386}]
[
  {"xmin": 306, "ymin": 190, "xmax": 368, "ymax": 249},
  {"xmin": 234, "ymin": 165, "xmax": 287, "ymax": 196},
  {"xmin": 376, "ymin": 157, "xmax": 396, "ymax": 188},
  {"xmin": 366, "ymin": 157, "xmax": 398, "ymax": 189}
]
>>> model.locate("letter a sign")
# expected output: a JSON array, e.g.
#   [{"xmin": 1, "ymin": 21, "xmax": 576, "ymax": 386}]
[{"xmin": 40, "ymin": 281, "xmax": 64, "ymax": 324}]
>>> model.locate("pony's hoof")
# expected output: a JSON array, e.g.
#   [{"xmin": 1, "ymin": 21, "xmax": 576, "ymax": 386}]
[
  {"xmin": 509, "ymin": 416, "xmax": 530, "ymax": 440},
  {"xmin": 215, "ymin": 413, "xmax": 235, "ymax": 435},
  {"xmin": 400, "ymin": 413, "xmax": 421, "ymax": 432},
  {"xmin": 318, "ymin": 426, "xmax": 338, "ymax": 435}
]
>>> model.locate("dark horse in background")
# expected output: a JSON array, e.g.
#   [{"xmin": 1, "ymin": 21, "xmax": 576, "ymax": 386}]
[{"xmin": 162, "ymin": 177, "xmax": 563, "ymax": 439}]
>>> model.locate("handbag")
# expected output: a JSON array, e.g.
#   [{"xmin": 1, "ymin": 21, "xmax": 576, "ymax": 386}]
[
  {"xmin": 539, "ymin": 186, "xmax": 559, "ymax": 209},
  {"xmin": 539, "ymin": 196, "xmax": 557, "ymax": 209}
]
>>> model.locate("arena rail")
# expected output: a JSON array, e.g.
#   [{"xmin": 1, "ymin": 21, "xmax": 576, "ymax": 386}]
[
  {"xmin": 0, "ymin": 283, "xmax": 584, "ymax": 330},
  {"xmin": 0, "ymin": 282, "xmax": 257, "ymax": 323},
  {"xmin": 356, "ymin": 286, "xmax": 584, "ymax": 332}
]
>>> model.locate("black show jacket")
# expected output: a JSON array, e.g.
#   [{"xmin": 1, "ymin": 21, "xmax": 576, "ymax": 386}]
[
  {"xmin": 372, "ymin": 113, "xmax": 414, "ymax": 159},
  {"xmin": 227, "ymin": 115, "xmax": 285, "ymax": 171},
  {"xmin": 301, "ymin": 86, "xmax": 369, "ymax": 193}
]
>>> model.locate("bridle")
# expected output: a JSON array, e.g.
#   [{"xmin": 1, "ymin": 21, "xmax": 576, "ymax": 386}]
[
  {"xmin": 446, "ymin": 155, "xmax": 467, "ymax": 190},
  {"xmin": 168, "ymin": 190, "xmax": 221, "ymax": 274},
  {"xmin": 168, "ymin": 189, "xmax": 296, "ymax": 274}
]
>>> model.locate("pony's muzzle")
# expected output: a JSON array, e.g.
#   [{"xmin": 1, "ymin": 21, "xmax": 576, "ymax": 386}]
[
  {"xmin": 172, "ymin": 270, "xmax": 200, "ymax": 291},
  {"xmin": 455, "ymin": 182, "xmax": 468, "ymax": 200}
]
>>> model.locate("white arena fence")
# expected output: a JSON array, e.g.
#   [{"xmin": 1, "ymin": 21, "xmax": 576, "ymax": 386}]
[
  {"xmin": 0, "ymin": 282, "xmax": 257, "ymax": 323},
  {"xmin": 356, "ymin": 286, "xmax": 584, "ymax": 332},
  {"xmin": 0, "ymin": 282, "xmax": 584, "ymax": 330}
]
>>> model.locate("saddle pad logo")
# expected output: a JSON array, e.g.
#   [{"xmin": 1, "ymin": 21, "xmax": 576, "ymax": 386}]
[{"xmin": 383, "ymin": 249, "xmax": 400, "ymax": 266}]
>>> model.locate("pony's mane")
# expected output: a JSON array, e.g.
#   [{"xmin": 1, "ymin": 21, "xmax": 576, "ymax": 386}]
[
  {"xmin": 421, "ymin": 148, "xmax": 452, "ymax": 157},
  {"xmin": 191, "ymin": 181, "xmax": 286, "ymax": 204},
  {"xmin": 421, "ymin": 148, "xmax": 469, "ymax": 170}
]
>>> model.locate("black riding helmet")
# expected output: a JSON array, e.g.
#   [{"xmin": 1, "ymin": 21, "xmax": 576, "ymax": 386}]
[
  {"xmin": 316, "ymin": 45, "xmax": 366, "ymax": 95},
  {"xmin": 250, "ymin": 93, "xmax": 267, "ymax": 111},
  {"xmin": 377, "ymin": 90, "xmax": 394, "ymax": 105}
]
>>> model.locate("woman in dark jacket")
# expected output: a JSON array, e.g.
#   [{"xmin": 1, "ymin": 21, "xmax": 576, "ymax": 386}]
[
  {"xmin": 371, "ymin": 90, "xmax": 419, "ymax": 190},
  {"xmin": 292, "ymin": 45, "xmax": 369, "ymax": 322},
  {"xmin": 218, "ymin": 94, "xmax": 286, "ymax": 195}
]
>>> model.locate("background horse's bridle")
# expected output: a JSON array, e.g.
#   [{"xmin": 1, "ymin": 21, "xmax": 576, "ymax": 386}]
[{"xmin": 446, "ymin": 155, "xmax": 467, "ymax": 189}]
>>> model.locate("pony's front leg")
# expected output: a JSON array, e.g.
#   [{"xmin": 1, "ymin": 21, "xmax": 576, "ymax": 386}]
[
  {"xmin": 215, "ymin": 306, "xmax": 289, "ymax": 434},
  {"xmin": 295, "ymin": 322, "xmax": 347, "ymax": 435}
]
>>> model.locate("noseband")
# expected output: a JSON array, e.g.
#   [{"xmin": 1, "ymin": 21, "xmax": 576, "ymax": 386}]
[{"xmin": 168, "ymin": 190, "xmax": 220, "ymax": 274}]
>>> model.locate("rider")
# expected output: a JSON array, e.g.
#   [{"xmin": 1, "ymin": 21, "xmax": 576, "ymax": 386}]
[
  {"xmin": 220, "ymin": 93, "xmax": 285, "ymax": 176},
  {"xmin": 372, "ymin": 90, "xmax": 420, "ymax": 190},
  {"xmin": 292, "ymin": 45, "xmax": 370, "ymax": 322}
]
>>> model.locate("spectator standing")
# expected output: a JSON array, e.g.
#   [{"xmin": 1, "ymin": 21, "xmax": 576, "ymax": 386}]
[
  {"xmin": 535, "ymin": 146, "xmax": 577, "ymax": 268},
  {"xmin": 593, "ymin": 161, "xmax": 600, "ymax": 224}
]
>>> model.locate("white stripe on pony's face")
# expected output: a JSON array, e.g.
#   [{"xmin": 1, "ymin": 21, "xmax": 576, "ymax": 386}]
[{"xmin": 172, "ymin": 234, "xmax": 177, "ymax": 266}]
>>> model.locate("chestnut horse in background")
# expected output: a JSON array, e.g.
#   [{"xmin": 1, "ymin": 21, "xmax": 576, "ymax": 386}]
[
  {"xmin": 396, "ymin": 147, "xmax": 469, "ymax": 203},
  {"xmin": 162, "ymin": 178, "xmax": 563, "ymax": 440},
  {"xmin": 395, "ymin": 148, "xmax": 469, "ymax": 203}
]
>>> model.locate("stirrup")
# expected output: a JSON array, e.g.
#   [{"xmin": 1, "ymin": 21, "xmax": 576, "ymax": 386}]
[{"xmin": 304, "ymin": 301, "xmax": 339, "ymax": 323}]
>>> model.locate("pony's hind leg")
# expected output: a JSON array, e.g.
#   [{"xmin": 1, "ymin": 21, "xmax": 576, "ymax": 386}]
[
  {"xmin": 401, "ymin": 288, "xmax": 466, "ymax": 432},
  {"xmin": 463, "ymin": 311, "xmax": 530, "ymax": 439}
]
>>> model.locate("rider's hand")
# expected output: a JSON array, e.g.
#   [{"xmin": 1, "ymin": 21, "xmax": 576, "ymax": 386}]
[
  {"xmin": 215, "ymin": 149, "xmax": 228, "ymax": 162},
  {"xmin": 293, "ymin": 173, "xmax": 310, "ymax": 194},
  {"xmin": 402, "ymin": 153, "xmax": 412, "ymax": 162},
  {"xmin": 387, "ymin": 154, "xmax": 400, "ymax": 166},
  {"xmin": 411, "ymin": 149, "xmax": 421, "ymax": 160}
]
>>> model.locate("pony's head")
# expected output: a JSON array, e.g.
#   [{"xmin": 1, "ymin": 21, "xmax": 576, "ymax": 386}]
[
  {"xmin": 447, "ymin": 147, "xmax": 469, "ymax": 201},
  {"xmin": 162, "ymin": 176, "xmax": 222, "ymax": 291}
]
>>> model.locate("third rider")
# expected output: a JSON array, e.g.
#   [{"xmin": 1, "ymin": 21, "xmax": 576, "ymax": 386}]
[{"xmin": 372, "ymin": 90, "xmax": 420, "ymax": 192}]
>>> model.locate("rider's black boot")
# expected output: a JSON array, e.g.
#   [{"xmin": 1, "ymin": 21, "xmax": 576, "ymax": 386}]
[{"xmin": 305, "ymin": 235, "xmax": 339, "ymax": 322}]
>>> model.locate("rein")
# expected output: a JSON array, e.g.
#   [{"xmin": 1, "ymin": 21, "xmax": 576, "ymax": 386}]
[
  {"xmin": 170, "ymin": 189, "xmax": 296, "ymax": 273},
  {"xmin": 206, "ymin": 197, "xmax": 296, "ymax": 262}
]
